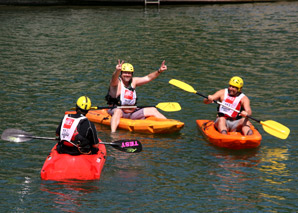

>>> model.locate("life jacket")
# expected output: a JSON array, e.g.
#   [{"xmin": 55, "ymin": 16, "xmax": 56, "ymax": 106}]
[
  {"xmin": 59, "ymin": 114, "xmax": 87, "ymax": 147},
  {"xmin": 218, "ymin": 88, "xmax": 245, "ymax": 120},
  {"xmin": 105, "ymin": 78, "xmax": 137, "ymax": 106}
]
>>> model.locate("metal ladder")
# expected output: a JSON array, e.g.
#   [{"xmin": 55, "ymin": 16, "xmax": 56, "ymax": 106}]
[{"xmin": 144, "ymin": 0, "xmax": 160, "ymax": 5}]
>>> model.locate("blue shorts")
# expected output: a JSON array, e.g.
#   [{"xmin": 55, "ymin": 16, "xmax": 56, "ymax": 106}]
[{"xmin": 108, "ymin": 108, "xmax": 145, "ymax": 120}]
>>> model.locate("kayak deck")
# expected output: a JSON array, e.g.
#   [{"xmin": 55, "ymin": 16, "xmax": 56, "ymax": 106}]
[
  {"xmin": 196, "ymin": 120, "xmax": 262, "ymax": 150},
  {"xmin": 40, "ymin": 143, "xmax": 106, "ymax": 181},
  {"xmin": 65, "ymin": 109, "xmax": 184, "ymax": 134}
]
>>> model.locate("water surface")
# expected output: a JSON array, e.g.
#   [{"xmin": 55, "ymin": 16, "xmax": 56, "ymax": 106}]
[{"xmin": 0, "ymin": 2, "xmax": 297, "ymax": 212}]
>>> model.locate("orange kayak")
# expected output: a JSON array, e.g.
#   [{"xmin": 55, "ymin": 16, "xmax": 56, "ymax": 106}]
[
  {"xmin": 40, "ymin": 142, "xmax": 106, "ymax": 181},
  {"xmin": 65, "ymin": 109, "xmax": 184, "ymax": 134},
  {"xmin": 196, "ymin": 120, "xmax": 262, "ymax": 150}
]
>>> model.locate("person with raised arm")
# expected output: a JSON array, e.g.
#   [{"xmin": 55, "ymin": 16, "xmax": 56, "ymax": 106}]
[{"xmin": 105, "ymin": 60, "xmax": 167, "ymax": 133}]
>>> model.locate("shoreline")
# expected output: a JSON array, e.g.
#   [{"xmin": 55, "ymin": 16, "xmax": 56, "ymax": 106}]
[{"xmin": 0, "ymin": 0, "xmax": 291, "ymax": 6}]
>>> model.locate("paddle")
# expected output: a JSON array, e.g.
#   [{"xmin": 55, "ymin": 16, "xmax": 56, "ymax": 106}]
[
  {"xmin": 70, "ymin": 102, "xmax": 181, "ymax": 112},
  {"xmin": 169, "ymin": 79, "xmax": 290, "ymax": 140},
  {"xmin": 1, "ymin": 128, "xmax": 142, "ymax": 153}
]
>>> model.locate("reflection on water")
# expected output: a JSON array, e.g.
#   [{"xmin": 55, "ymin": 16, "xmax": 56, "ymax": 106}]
[
  {"xmin": 257, "ymin": 147, "xmax": 292, "ymax": 202},
  {"xmin": 209, "ymin": 150, "xmax": 260, "ymax": 204},
  {"xmin": 40, "ymin": 181, "xmax": 100, "ymax": 212},
  {"xmin": 258, "ymin": 148, "xmax": 289, "ymax": 180},
  {"xmin": 207, "ymin": 147, "xmax": 293, "ymax": 210},
  {"xmin": 18, "ymin": 177, "xmax": 32, "ymax": 204}
]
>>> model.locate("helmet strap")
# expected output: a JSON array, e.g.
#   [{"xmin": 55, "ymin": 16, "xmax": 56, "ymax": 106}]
[{"xmin": 76, "ymin": 106, "xmax": 88, "ymax": 115}]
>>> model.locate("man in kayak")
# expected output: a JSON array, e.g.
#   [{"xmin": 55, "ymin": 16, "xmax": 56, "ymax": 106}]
[
  {"xmin": 56, "ymin": 96, "xmax": 100, "ymax": 155},
  {"xmin": 203, "ymin": 76, "xmax": 253, "ymax": 136},
  {"xmin": 105, "ymin": 60, "xmax": 167, "ymax": 133}
]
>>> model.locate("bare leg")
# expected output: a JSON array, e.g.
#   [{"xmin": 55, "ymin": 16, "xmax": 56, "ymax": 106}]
[
  {"xmin": 110, "ymin": 109, "xmax": 123, "ymax": 133},
  {"xmin": 241, "ymin": 118, "xmax": 253, "ymax": 136},
  {"xmin": 143, "ymin": 107, "xmax": 166, "ymax": 119},
  {"xmin": 214, "ymin": 117, "xmax": 228, "ymax": 134}
]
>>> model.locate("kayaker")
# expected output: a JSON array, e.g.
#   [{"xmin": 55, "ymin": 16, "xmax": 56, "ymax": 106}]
[
  {"xmin": 203, "ymin": 76, "xmax": 253, "ymax": 136},
  {"xmin": 56, "ymin": 96, "xmax": 100, "ymax": 155},
  {"xmin": 105, "ymin": 59, "xmax": 167, "ymax": 133}
]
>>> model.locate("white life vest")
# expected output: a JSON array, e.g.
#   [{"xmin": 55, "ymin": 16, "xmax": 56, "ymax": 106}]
[
  {"xmin": 218, "ymin": 88, "xmax": 245, "ymax": 118},
  {"xmin": 60, "ymin": 115, "xmax": 86, "ymax": 143},
  {"xmin": 120, "ymin": 80, "xmax": 137, "ymax": 106}
]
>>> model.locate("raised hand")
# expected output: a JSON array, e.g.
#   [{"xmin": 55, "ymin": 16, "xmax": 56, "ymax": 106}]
[
  {"xmin": 159, "ymin": 60, "xmax": 167, "ymax": 73},
  {"xmin": 116, "ymin": 59, "xmax": 124, "ymax": 72}
]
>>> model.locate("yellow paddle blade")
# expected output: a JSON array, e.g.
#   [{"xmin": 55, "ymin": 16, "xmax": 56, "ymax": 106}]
[
  {"xmin": 169, "ymin": 79, "xmax": 197, "ymax": 94},
  {"xmin": 155, "ymin": 102, "xmax": 181, "ymax": 112},
  {"xmin": 260, "ymin": 120, "xmax": 290, "ymax": 139}
]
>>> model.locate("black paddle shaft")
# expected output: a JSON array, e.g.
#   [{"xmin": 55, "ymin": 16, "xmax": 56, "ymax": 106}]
[{"xmin": 196, "ymin": 92, "xmax": 208, "ymax": 99}]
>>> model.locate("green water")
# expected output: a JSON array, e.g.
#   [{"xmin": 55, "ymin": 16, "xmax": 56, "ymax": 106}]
[{"xmin": 0, "ymin": 2, "xmax": 297, "ymax": 212}]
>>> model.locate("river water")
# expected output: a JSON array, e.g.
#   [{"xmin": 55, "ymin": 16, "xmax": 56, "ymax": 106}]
[{"xmin": 0, "ymin": 2, "xmax": 297, "ymax": 212}]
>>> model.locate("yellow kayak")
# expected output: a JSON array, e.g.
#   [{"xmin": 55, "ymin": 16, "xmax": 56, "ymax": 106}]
[{"xmin": 65, "ymin": 109, "xmax": 184, "ymax": 134}]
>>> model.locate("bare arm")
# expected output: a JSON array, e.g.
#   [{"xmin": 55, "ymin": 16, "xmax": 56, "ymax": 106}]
[
  {"xmin": 203, "ymin": 89, "xmax": 225, "ymax": 104},
  {"xmin": 134, "ymin": 60, "xmax": 167, "ymax": 87},
  {"xmin": 240, "ymin": 96, "xmax": 252, "ymax": 117}
]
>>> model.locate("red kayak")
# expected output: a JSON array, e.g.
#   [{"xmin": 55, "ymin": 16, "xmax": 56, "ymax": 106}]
[{"xmin": 40, "ymin": 142, "xmax": 106, "ymax": 181}]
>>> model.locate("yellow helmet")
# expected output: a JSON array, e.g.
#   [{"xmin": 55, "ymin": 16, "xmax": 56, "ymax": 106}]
[
  {"xmin": 229, "ymin": 76, "xmax": 244, "ymax": 91},
  {"xmin": 121, "ymin": 63, "xmax": 134, "ymax": 72},
  {"xmin": 76, "ymin": 96, "xmax": 91, "ymax": 111}
]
